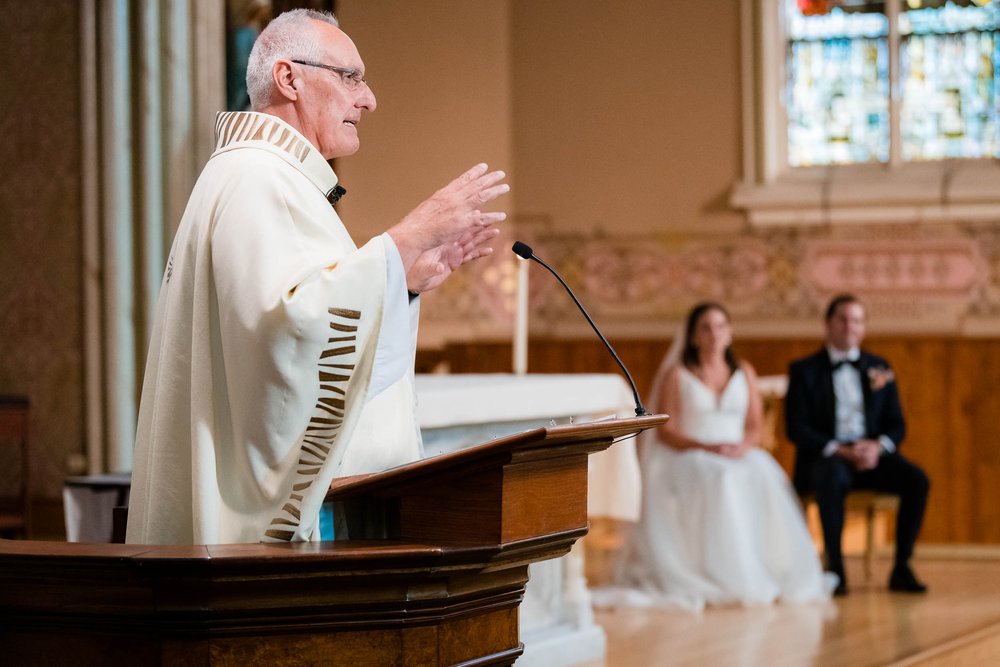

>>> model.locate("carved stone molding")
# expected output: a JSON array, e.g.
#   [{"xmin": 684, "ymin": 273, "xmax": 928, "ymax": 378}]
[{"xmin": 417, "ymin": 221, "xmax": 1000, "ymax": 343}]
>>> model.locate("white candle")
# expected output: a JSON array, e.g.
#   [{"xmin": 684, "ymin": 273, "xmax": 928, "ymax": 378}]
[{"xmin": 513, "ymin": 257, "xmax": 529, "ymax": 375}]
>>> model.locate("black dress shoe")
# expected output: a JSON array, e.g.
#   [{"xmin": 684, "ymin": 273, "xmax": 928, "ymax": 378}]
[
  {"xmin": 889, "ymin": 565, "xmax": 928, "ymax": 593},
  {"xmin": 831, "ymin": 569, "xmax": 847, "ymax": 597}
]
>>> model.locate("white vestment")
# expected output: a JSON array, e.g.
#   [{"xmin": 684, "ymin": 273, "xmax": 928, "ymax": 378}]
[{"xmin": 126, "ymin": 111, "xmax": 422, "ymax": 545}]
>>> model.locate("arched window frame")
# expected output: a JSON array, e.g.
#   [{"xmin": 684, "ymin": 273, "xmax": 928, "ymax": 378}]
[{"xmin": 732, "ymin": 0, "xmax": 1000, "ymax": 227}]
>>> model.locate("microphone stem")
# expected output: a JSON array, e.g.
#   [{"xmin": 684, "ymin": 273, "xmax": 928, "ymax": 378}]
[{"xmin": 527, "ymin": 254, "xmax": 646, "ymax": 416}]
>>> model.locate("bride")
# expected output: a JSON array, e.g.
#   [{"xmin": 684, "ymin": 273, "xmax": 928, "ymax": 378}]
[{"xmin": 608, "ymin": 302, "xmax": 831, "ymax": 611}]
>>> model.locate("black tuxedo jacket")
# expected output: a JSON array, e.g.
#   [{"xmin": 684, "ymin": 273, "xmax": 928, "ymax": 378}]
[{"xmin": 785, "ymin": 348, "xmax": 906, "ymax": 494}]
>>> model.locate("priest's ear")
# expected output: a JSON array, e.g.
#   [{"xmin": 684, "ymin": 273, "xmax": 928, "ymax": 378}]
[{"xmin": 271, "ymin": 59, "xmax": 300, "ymax": 101}]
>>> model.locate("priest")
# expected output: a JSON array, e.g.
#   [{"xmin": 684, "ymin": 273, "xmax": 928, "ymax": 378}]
[{"xmin": 126, "ymin": 9, "xmax": 508, "ymax": 544}]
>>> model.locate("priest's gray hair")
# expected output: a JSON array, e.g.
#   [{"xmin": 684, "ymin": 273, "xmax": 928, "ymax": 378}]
[{"xmin": 246, "ymin": 9, "xmax": 340, "ymax": 110}]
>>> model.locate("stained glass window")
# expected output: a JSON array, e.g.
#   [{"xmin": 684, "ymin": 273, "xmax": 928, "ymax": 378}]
[
  {"xmin": 787, "ymin": 2, "xmax": 890, "ymax": 165},
  {"xmin": 785, "ymin": 0, "xmax": 1000, "ymax": 166},
  {"xmin": 900, "ymin": 3, "xmax": 1000, "ymax": 159}
]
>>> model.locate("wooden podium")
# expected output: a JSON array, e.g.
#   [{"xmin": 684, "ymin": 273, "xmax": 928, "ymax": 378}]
[{"xmin": 0, "ymin": 415, "xmax": 665, "ymax": 666}]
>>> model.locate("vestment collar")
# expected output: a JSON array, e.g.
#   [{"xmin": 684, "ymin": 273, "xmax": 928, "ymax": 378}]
[{"xmin": 212, "ymin": 111, "xmax": 340, "ymax": 200}]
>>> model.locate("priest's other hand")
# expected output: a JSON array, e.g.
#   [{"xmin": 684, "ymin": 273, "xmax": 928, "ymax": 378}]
[{"xmin": 405, "ymin": 225, "xmax": 499, "ymax": 295}]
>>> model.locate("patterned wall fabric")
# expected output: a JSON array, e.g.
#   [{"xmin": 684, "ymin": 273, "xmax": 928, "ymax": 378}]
[{"xmin": 0, "ymin": 2, "xmax": 84, "ymax": 503}]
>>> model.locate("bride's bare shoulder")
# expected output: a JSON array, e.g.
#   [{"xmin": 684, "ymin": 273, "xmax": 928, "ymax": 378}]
[
  {"xmin": 738, "ymin": 359, "xmax": 758, "ymax": 380},
  {"xmin": 659, "ymin": 364, "xmax": 685, "ymax": 387}
]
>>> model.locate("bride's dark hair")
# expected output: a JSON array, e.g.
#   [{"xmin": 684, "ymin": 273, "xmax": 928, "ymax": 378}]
[{"xmin": 681, "ymin": 302, "xmax": 739, "ymax": 374}]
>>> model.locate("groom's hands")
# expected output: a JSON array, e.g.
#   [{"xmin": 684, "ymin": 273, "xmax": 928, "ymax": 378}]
[
  {"xmin": 851, "ymin": 439, "xmax": 882, "ymax": 470},
  {"xmin": 836, "ymin": 439, "xmax": 881, "ymax": 471}
]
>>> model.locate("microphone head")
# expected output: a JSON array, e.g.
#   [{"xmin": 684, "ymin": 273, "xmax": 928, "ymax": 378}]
[
  {"xmin": 326, "ymin": 184, "xmax": 347, "ymax": 205},
  {"xmin": 512, "ymin": 241, "xmax": 533, "ymax": 259}
]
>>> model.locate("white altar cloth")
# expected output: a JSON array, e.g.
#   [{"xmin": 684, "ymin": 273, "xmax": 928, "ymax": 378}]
[{"xmin": 415, "ymin": 373, "xmax": 642, "ymax": 522}]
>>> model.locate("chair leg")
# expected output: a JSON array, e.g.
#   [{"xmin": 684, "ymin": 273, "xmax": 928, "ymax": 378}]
[{"xmin": 864, "ymin": 505, "xmax": 876, "ymax": 581}]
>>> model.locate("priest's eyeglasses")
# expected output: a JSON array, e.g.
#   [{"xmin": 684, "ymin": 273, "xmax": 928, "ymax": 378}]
[{"xmin": 291, "ymin": 59, "xmax": 367, "ymax": 91}]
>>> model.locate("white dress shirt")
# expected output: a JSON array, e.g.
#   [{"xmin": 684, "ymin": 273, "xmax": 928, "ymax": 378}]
[{"xmin": 823, "ymin": 345, "xmax": 896, "ymax": 458}]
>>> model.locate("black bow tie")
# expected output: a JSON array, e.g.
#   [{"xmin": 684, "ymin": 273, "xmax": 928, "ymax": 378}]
[
  {"xmin": 831, "ymin": 358, "xmax": 861, "ymax": 371},
  {"xmin": 326, "ymin": 184, "xmax": 347, "ymax": 205}
]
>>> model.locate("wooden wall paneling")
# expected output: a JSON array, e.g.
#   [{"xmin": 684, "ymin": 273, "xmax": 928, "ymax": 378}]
[
  {"xmin": 947, "ymin": 340, "xmax": 976, "ymax": 543},
  {"xmin": 926, "ymin": 339, "xmax": 953, "ymax": 541},
  {"xmin": 879, "ymin": 338, "xmax": 946, "ymax": 542},
  {"xmin": 974, "ymin": 464, "xmax": 1000, "ymax": 544},
  {"xmin": 429, "ymin": 337, "xmax": 1000, "ymax": 545},
  {"xmin": 632, "ymin": 339, "xmax": 668, "ymax": 398},
  {"xmin": 919, "ymin": 338, "xmax": 956, "ymax": 544},
  {"xmin": 970, "ymin": 340, "xmax": 1000, "ymax": 543},
  {"xmin": 619, "ymin": 339, "xmax": 669, "ymax": 400},
  {"xmin": 530, "ymin": 338, "xmax": 576, "ymax": 374},
  {"xmin": 443, "ymin": 341, "xmax": 509, "ymax": 374}
]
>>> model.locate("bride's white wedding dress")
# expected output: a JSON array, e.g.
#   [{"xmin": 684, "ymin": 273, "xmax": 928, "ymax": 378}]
[{"xmin": 603, "ymin": 367, "xmax": 830, "ymax": 611}]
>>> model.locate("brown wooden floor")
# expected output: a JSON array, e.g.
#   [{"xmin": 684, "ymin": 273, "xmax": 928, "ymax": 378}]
[{"xmin": 580, "ymin": 556, "xmax": 1000, "ymax": 667}]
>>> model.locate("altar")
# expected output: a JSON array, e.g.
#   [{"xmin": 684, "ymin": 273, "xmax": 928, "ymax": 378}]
[{"xmin": 414, "ymin": 372, "xmax": 641, "ymax": 667}]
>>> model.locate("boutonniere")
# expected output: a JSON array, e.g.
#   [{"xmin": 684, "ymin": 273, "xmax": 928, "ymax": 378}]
[{"xmin": 867, "ymin": 366, "xmax": 895, "ymax": 391}]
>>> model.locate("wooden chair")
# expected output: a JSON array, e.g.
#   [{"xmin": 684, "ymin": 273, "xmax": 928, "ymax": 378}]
[
  {"xmin": 798, "ymin": 491, "xmax": 899, "ymax": 581},
  {"xmin": 845, "ymin": 490, "xmax": 899, "ymax": 579},
  {"xmin": 757, "ymin": 376, "xmax": 900, "ymax": 581},
  {"xmin": 0, "ymin": 396, "xmax": 30, "ymax": 539},
  {"xmin": 846, "ymin": 490, "xmax": 900, "ymax": 580}
]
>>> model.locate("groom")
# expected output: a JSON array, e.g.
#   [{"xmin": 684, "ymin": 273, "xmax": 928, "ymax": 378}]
[{"xmin": 785, "ymin": 294, "xmax": 930, "ymax": 596}]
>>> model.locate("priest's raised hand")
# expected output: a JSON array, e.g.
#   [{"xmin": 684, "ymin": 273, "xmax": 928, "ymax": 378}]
[{"xmin": 388, "ymin": 162, "xmax": 509, "ymax": 278}]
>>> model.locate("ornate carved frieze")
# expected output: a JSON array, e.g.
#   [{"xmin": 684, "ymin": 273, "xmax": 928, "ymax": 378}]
[{"xmin": 417, "ymin": 222, "xmax": 1000, "ymax": 343}]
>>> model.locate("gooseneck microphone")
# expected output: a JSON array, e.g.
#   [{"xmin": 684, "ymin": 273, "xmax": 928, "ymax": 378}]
[{"xmin": 512, "ymin": 241, "xmax": 646, "ymax": 416}]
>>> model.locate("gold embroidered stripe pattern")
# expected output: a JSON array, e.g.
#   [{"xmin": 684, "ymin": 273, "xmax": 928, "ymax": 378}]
[
  {"xmin": 263, "ymin": 306, "xmax": 362, "ymax": 542},
  {"xmin": 318, "ymin": 396, "xmax": 346, "ymax": 410},
  {"xmin": 214, "ymin": 111, "xmax": 312, "ymax": 162},
  {"xmin": 313, "ymin": 402, "xmax": 343, "ymax": 417},
  {"xmin": 320, "ymin": 346, "xmax": 355, "ymax": 358}
]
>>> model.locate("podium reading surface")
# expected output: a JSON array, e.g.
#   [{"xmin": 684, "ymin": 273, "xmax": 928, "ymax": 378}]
[{"xmin": 328, "ymin": 416, "xmax": 661, "ymax": 547}]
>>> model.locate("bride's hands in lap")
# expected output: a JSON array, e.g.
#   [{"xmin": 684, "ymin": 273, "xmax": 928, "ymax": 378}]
[{"xmin": 715, "ymin": 442, "xmax": 750, "ymax": 458}]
